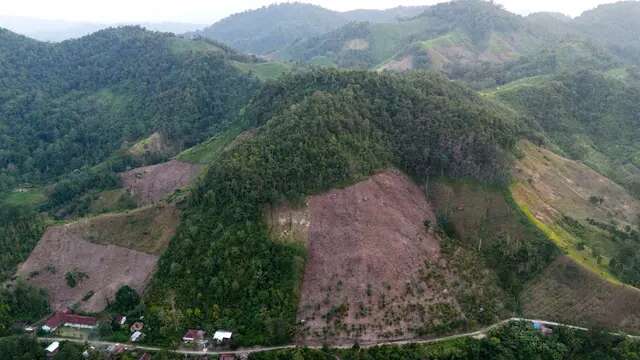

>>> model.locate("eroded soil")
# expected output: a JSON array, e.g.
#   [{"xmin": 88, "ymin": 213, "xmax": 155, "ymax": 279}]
[{"xmin": 120, "ymin": 160, "xmax": 202, "ymax": 206}]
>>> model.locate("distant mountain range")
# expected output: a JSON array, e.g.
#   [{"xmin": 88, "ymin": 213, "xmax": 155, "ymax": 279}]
[
  {"xmin": 0, "ymin": 15, "xmax": 205, "ymax": 41},
  {"xmin": 191, "ymin": 3, "xmax": 429, "ymax": 55}
]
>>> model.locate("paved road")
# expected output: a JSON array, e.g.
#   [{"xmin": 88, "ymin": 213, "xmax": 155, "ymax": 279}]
[{"xmin": 36, "ymin": 317, "xmax": 638, "ymax": 356}]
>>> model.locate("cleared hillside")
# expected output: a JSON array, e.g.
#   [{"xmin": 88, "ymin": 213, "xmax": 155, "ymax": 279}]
[
  {"xmin": 512, "ymin": 141, "xmax": 640, "ymax": 282},
  {"xmin": 523, "ymin": 256, "xmax": 640, "ymax": 334},
  {"xmin": 274, "ymin": 170, "xmax": 507, "ymax": 344},
  {"xmin": 144, "ymin": 69, "xmax": 518, "ymax": 346},
  {"xmin": 494, "ymin": 71, "xmax": 640, "ymax": 197}
]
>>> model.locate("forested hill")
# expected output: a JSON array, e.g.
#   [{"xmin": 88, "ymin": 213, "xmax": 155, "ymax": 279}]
[
  {"xmin": 574, "ymin": 1, "xmax": 640, "ymax": 61},
  {"xmin": 193, "ymin": 3, "xmax": 428, "ymax": 56},
  {"xmin": 0, "ymin": 26, "xmax": 261, "ymax": 192},
  {"xmin": 274, "ymin": 0, "xmax": 640, "ymax": 82},
  {"xmin": 145, "ymin": 69, "xmax": 518, "ymax": 345},
  {"xmin": 280, "ymin": 0, "xmax": 550, "ymax": 71}
]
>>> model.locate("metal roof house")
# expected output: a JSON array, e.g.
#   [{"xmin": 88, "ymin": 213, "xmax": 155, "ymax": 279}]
[
  {"xmin": 45, "ymin": 341, "xmax": 60, "ymax": 354},
  {"xmin": 41, "ymin": 311, "xmax": 98, "ymax": 332},
  {"xmin": 213, "ymin": 330, "xmax": 233, "ymax": 343}
]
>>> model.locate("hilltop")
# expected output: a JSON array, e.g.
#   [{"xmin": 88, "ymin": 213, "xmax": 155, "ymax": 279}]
[{"xmin": 193, "ymin": 3, "xmax": 428, "ymax": 56}]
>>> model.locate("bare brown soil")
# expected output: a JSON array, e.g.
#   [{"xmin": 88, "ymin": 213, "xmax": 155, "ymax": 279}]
[
  {"xmin": 120, "ymin": 160, "xmax": 202, "ymax": 206},
  {"xmin": 265, "ymin": 202, "xmax": 310, "ymax": 246},
  {"xmin": 17, "ymin": 226, "xmax": 159, "ymax": 313},
  {"xmin": 522, "ymin": 256, "xmax": 640, "ymax": 334},
  {"xmin": 292, "ymin": 170, "xmax": 466, "ymax": 344}
]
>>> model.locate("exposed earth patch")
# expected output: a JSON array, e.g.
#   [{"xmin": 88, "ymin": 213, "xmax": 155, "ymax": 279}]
[
  {"xmin": 16, "ymin": 204, "xmax": 179, "ymax": 312},
  {"xmin": 17, "ymin": 226, "xmax": 159, "ymax": 313},
  {"xmin": 120, "ymin": 159, "xmax": 203, "ymax": 206},
  {"xmin": 273, "ymin": 170, "xmax": 505, "ymax": 344}
]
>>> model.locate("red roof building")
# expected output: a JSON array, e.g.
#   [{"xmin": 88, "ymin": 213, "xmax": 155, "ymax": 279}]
[
  {"xmin": 138, "ymin": 353, "xmax": 151, "ymax": 360},
  {"xmin": 41, "ymin": 312, "xmax": 98, "ymax": 332},
  {"xmin": 182, "ymin": 329, "xmax": 206, "ymax": 343}
]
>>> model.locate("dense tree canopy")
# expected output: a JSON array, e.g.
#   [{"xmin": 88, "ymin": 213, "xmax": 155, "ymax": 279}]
[{"xmin": 0, "ymin": 26, "xmax": 260, "ymax": 193}]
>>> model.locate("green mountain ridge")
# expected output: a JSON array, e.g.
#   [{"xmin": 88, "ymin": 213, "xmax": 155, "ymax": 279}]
[
  {"xmin": 0, "ymin": 26, "xmax": 261, "ymax": 193},
  {"xmin": 194, "ymin": 2, "xmax": 429, "ymax": 55},
  {"xmin": 3, "ymin": 2, "xmax": 640, "ymax": 358}
]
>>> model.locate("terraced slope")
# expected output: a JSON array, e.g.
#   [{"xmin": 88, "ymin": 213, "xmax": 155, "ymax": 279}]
[
  {"xmin": 511, "ymin": 141, "xmax": 640, "ymax": 281},
  {"xmin": 523, "ymin": 256, "xmax": 640, "ymax": 334}
]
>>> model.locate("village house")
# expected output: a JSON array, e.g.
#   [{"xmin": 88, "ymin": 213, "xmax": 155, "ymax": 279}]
[
  {"xmin": 219, "ymin": 354, "xmax": 236, "ymax": 360},
  {"xmin": 41, "ymin": 311, "xmax": 98, "ymax": 332},
  {"xmin": 213, "ymin": 330, "xmax": 233, "ymax": 345},
  {"xmin": 45, "ymin": 341, "xmax": 59, "ymax": 358},
  {"xmin": 183, "ymin": 329, "xmax": 208, "ymax": 345},
  {"xmin": 131, "ymin": 330, "xmax": 144, "ymax": 342}
]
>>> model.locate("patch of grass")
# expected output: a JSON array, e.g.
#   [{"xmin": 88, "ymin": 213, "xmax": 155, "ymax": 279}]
[
  {"xmin": 0, "ymin": 189, "xmax": 46, "ymax": 207},
  {"xmin": 421, "ymin": 31, "xmax": 467, "ymax": 50},
  {"xmin": 66, "ymin": 204, "xmax": 179, "ymax": 255},
  {"xmin": 168, "ymin": 38, "xmax": 223, "ymax": 55},
  {"xmin": 176, "ymin": 125, "xmax": 244, "ymax": 164},
  {"xmin": 483, "ymin": 75, "xmax": 551, "ymax": 97},
  {"xmin": 511, "ymin": 186, "xmax": 620, "ymax": 285},
  {"xmin": 232, "ymin": 61, "xmax": 292, "ymax": 81}
]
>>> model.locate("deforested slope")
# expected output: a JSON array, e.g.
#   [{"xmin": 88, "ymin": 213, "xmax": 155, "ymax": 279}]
[
  {"xmin": 289, "ymin": 170, "xmax": 507, "ymax": 344},
  {"xmin": 511, "ymin": 141, "xmax": 640, "ymax": 281},
  {"xmin": 18, "ymin": 226, "xmax": 160, "ymax": 313},
  {"xmin": 494, "ymin": 70, "xmax": 640, "ymax": 197},
  {"xmin": 522, "ymin": 256, "xmax": 640, "ymax": 334},
  {"xmin": 17, "ymin": 203, "xmax": 179, "ymax": 312},
  {"xmin": 120, "ymin": 160, "xmax": 203, "ymax": 206},
  {"xmin": 144, "ymin": 69, "xmax": 517, "ymax": 346}
]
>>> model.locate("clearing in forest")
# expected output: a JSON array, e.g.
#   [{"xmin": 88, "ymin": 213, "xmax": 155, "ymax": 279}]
[
  {"xmin": 270, "ymin": 170, "xmax": 506, "ymax": 345},
  {"xmin": 16, "ymin": 204, "xmax": 178, "ymax": 312}
]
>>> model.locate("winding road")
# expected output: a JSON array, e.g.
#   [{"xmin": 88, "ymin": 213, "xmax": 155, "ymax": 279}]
[{"xmin": 36, "ymin": 317, "xmax": 638, "ymax": 357}]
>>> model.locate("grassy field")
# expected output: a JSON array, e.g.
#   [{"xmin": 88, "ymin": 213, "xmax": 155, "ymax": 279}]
[
  {"xmin": 67, "ymin": 204, "xmax": 180, "ymax": 255},
  {"xmin": 176, "ymin": 125, "xmax": 245, "ymax": 164},
  {"xmin": 232, "ymin": 61, "xmax": 292, "ymax": 81},
  {"xmin": 510, "ymin": 141, "xmax": 640, "ymax": 285},
  {"xmin": 0, "ymin": 188, "xmax": 47, "ymax": 207},
  {"xmin": 168, "ymin": 37, "xmax": 223, "ymax": 55}
]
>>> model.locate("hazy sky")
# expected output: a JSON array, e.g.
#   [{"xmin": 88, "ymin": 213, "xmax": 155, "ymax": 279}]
[{"xmin": 0, "ymin": 0, "xmax": 623, "ymax": 24}]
